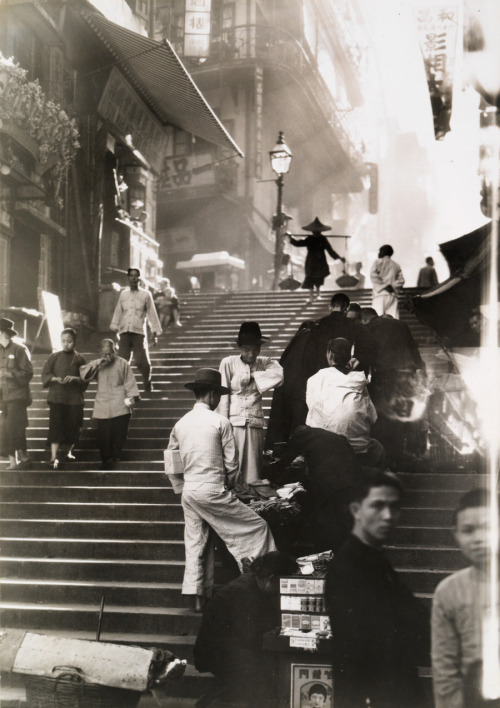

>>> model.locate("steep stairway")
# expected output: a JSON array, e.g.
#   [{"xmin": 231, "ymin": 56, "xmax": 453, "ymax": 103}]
[{"xmin": 0, "ymin": 288, "xmax": 484, "ymax": 705}]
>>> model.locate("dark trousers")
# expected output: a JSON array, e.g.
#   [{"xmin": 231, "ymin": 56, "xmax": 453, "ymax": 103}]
[
  {"xmin": 0, "ymin": 400, "xmax": 28, "ymax": 456},
  {"xmin": 117, "ymin": 332, "xmax": 151, "ymax": 386},
  {"xmin": 96, "ymin": 414, "xmax": 131, "ymax": 464},
  {"xmin": 265, "ymin": 389, "xmax": 308, "ymax": 449},
  {"xmin": 315, "ymin": 487, "xmax": 353, "ymax": 553}
]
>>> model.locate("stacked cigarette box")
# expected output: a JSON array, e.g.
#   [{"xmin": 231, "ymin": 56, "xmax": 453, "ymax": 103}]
[{"xmin": 279, "ymin": 576, "xmax": 331, "ymax": 638}]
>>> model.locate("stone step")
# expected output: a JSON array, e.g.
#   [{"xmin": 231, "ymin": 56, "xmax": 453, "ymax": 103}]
[
  {"xmin": 0, "ymin": 537, "xmax": 185, "ymax": 560},
  {"xmin": 0, "ymin": 602, "xmax": 202, "ymax": 635},
  {"xmin": 0, "ymin": 461, "xmax": 167, "ymax": 471},
  {"xmin": 0, "ymin": 557, "xmax": 186, "ymax": 583},
  {"xmin": 0, "ymin": 519, "xmax": 182, "ymax": 540},
  {"xmin": 1, "ymin": 470, "xmax": 482, "ymax": 490},
  {"xmin": 398, "ymin": 472, "xmax": 486, "ymax": 491},
  {"xmin": 0, "ymin": 502, "xmax": 183, "ymax": 520},
  {"xmin": 4, "ymin": 449, "xmax": 166, "ymax": 462},
  {"xmin": 0, "ymin": 676, "xmax": 208, "ymax": 708},
  {"xmin": 386, "ymin": 545, "xmax": 465, "ymax": 571},
  {"xmin": 0, "ymin": 470, "xmax": 170, "ymax": 485},
  {"xmin": 0, "ymin": 578, "xmax": 188, "ymax": 607},
  {"xmin": 400, "ymin": 507, "xmax": 454, "ymax": 526}
]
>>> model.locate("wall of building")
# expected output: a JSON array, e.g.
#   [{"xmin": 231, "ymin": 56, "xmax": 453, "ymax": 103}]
[{"xmin": 154, "ymin": 0, "xmax": 367, "ymax": 290}]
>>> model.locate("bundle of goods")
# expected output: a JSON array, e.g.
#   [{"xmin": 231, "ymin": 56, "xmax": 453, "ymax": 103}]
[
  {"xmin": 296, "ymin": 550, "xmax": 333, "ymax": 576},
  {"xmin": 0, "ymin": 630, "xmax": 186, "ymax": 708},
  {"xmin": 247, "ymin": 482, "xmax": 305, "ymax": 525}
]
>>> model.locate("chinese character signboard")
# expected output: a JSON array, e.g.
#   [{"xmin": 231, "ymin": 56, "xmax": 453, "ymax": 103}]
[
  {"xmin": 184, "ymin": 0, "xmax": 211, "ymax": 57},
  {"xmin": 413, "ymin": 3, "xmax": 461, "ymax": 139},
  {"xmin": 290, "ymin": 664, "xmax": 333, "ymax": 708},
  {"xmin": 98, "ymin": 68, "xmax": 169, "ymax": 174}
]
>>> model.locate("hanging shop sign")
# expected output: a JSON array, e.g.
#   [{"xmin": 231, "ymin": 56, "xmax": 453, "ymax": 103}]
[
  {"xmin": 413, "ymin": 3, "xmax": 462, "ymax": 139},
  {"xmin": 184, "ymin": 0, "xmax": 211, "ymax": 58},
  {"xmin": 98, "ymin": 68, "xmax": 168, "ymax": 174}
]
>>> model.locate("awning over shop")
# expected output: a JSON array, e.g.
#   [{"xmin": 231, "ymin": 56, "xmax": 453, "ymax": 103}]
[
  {"xmin": 77, "ymin": 7, "xmax": 243, "ymax": 157},
  {"xmin": 411, "ymin": 223, "xmax": 495, "ymax": 347},
  {"xmin": 176, "ymin": 252, "xmax": 245, "ymax": 271}
]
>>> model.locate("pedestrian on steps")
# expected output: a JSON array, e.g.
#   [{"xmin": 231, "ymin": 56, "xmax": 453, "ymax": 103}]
[
  {"xmin": 370, "ymin": 244, "xmax": 405, "ymax": 319},
  {"xmin": 288, "ymin": 217, "xmax": 345, "ymax": 303},
  {"xmin": 216, "ymin": 322, "xmax": 283, "ymax": 488},
  {"xmin": 110, "ymin": 267, "xmax": 162, "ymax": 393},
  {"xmin": 167, "ymin": 368, "xmax": 276, "ymax": 611},
  {"xmin": 42, "ymin": 327, "xmax": 87, "ymax": 469},
  {"xmin": 0, "ymin": 318, "xmax": 33, "ymax": 470},
  {"xmin": 80, "ymin": 338, "xmax": 139, "ymax": 470},
  {"xmin": 154, "ymin": 277, "xmax": 182, "ymax": 329}
]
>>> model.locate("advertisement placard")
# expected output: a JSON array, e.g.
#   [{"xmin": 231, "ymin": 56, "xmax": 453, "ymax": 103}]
[{"xmin": 290, "ymin": 664, "xmax": 333, "ymax": 708}]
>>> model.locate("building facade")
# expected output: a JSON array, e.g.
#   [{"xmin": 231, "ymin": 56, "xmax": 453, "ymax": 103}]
[
  {"xmin": 152, "ymin": 0, "xmax": 370, "ymax": 290},
  {"xmin": 0, "ymin": 0, "xmax": 240, "ymax": 337}
]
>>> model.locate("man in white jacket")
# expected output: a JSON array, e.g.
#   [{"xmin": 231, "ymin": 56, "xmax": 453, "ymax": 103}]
[
  {"xmin": 370, "ymin": 245, "xmax": 405, "ymax": 319},
  {"xmin": 306, "ymin": 338, "xmax": 385, "ymax": 468}
]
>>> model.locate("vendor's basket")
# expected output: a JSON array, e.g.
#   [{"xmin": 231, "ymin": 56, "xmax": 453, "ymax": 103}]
[{"xmin": 24, "ymin": 666, "xmax": 142, "ymax": 708}]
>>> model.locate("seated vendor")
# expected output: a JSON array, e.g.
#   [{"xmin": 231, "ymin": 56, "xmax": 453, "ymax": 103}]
[
  {"xmin": 193, "ymin": 551, "xmax": 298, "ymax": 707},
  {"xmin": 269, "ymin": 425, "xmax": 362, "ymax": 552}
]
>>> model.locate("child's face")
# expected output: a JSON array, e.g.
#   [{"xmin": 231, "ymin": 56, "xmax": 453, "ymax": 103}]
[
  {"xmin": 239, "ymin": 344, "xmax": 260, "ymax": 365},
  {"xmin": 309, "ymin": 693, "xmax": 326, "ymax": 707},
  {"xmin": 455, "ymin": 505, "xmax": 490, "ymax": 568},
  {"xmin": 61, "ymin": 333, "xmax": 75, "ymax": 352}
]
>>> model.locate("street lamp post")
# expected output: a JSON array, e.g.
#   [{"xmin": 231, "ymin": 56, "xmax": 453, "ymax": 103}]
[{"xmin": 269, "ymin": 131, "xmax": 292, "ymax": 289}]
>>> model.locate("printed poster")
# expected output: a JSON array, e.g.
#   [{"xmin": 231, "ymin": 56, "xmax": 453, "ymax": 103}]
[{"xmin": 290, "ymin": 664, "xmax": 333, "ymax": 708}]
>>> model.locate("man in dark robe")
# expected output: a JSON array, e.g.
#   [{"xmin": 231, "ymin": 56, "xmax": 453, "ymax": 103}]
[
  {"xmin": 326, "ymin": 470, "xmax": 430, "ymax": 708},
  {"xmin": 361, "ymin": 307, "xmax": 427, "ymax": 462}
]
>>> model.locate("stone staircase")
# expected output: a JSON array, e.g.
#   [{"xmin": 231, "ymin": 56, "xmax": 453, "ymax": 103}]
[{"xmin": 0, "ymin": 288, "xmax": 484, "ymax": 705}]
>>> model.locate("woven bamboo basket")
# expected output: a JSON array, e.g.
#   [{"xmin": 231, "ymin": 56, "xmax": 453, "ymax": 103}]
[{"xmin": 24, "ymin": 667, "xmax": 142, "ymax": 708}]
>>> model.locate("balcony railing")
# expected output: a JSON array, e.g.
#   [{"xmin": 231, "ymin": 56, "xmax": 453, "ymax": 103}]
[{"xmin": 186, "ymin": 24, "xmax": 364, "ymax": 166}]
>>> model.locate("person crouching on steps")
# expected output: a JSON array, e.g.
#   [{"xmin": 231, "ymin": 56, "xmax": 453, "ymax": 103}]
[{"xmin": 217, "ymin": 322, "xmax": 283, "ymax": 488}]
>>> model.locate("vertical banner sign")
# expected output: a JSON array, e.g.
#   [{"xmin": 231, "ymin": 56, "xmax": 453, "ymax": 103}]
[
  {"xmin": 255, "ymin": 65, "xmax": 264, "ymax": 180},
  {"xmin": 184, "ymin": 0, "xmax": 211, "ymax": 58},
  {"xmin": 413, "ymin": 3, "xmax": 462, "ymax": 140}
]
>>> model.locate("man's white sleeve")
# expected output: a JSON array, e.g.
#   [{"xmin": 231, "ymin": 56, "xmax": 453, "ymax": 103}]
[
  {"xmin": 216, "ymin": 358, "xmax": 231, "ymax": 419},
  {"xmin": 167, "ymin": 425, "xmax": 179, "ymax": 451},
  {"xmin": 110, "ymin": 293, "xmax": 123, "ymax": 332},
  {"xmin": 253, "ymin": 358, "xmax": 283, "ymax": 393},
  {"xmin": 146, "ymin": 291, "xmax": 162, "ymax": 335},
  {"xmin": 394, "ymin": 265, "xmax": 405, "ymax": 289},
  {"xmin": 220, "ymin": 418, "xmax": 239, "ymax": 487}
]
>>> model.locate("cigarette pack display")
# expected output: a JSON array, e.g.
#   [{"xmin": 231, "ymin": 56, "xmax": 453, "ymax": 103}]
[
  {"xmin": 300, "ymin": 615, "xmax": 311, "ymax": 631},
  {"xmin": 320, "ymin": 615, "xmax": 331, "ymax": 632},
  {"xmin": 310, "ymin": 616, "xmax": 322, "ymax": 631},
  {"xmin": 279, "ymin": 576, "xmax": 326, "ymax": 595},
  {"xmin": 279, "ymin": 574, "xmax": 331, "ymax": 641}
]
